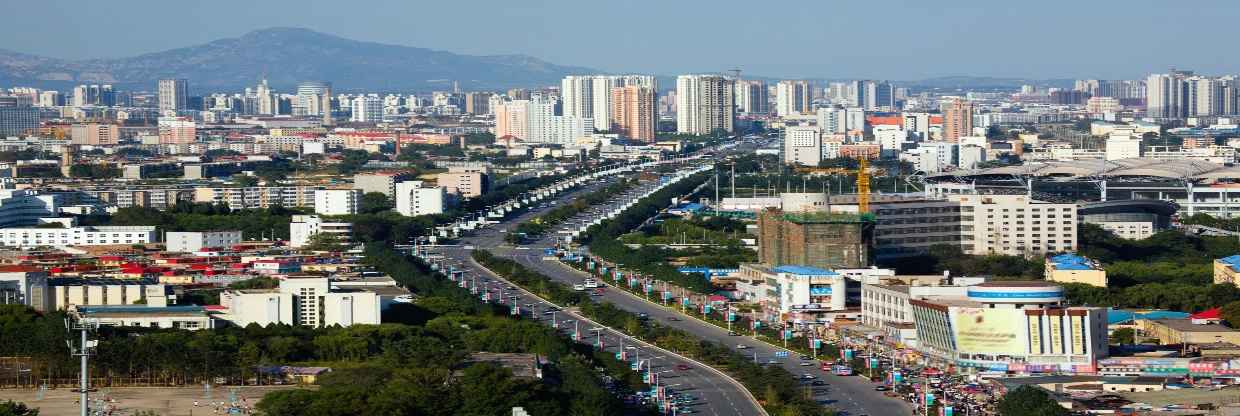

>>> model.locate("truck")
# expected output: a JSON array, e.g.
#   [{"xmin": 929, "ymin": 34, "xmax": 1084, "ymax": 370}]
[{"xmin": 831, "ymin": 365, "xmax": 853, "ymax": 376}]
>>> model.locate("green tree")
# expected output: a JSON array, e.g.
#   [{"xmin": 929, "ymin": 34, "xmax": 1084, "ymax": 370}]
[
  {"xmin": 997, "ymin": 386, "xmax": 1069, "ymax": 416},
  {"xmin": 1222, "ymin": 300, "xmax": 1240, "ymax": 328},
  {"xmin": 0, "ymin": 400, "xmax": 38, "ymax": 416},
  {"xmin": 1111, "ymin": 328, "xmax": 1135, "ymax": 345},
  {"xmin": 359, "ymin": 192, "xmax": 393, "ymax": 214},
  {"xmin": 303, "ymin": 232, "xmax": 348, "ymax": 252}
]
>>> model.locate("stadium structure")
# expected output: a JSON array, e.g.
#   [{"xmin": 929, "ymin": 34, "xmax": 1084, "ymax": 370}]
[{"xmin": 923, "ymin": 158, "xmax": 1240, "ymax": 217}]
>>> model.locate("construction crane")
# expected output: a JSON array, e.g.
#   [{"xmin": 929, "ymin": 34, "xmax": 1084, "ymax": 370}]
[{"xmin": 857, "ymin": 158, "xmax": 871, "ymax": 213}]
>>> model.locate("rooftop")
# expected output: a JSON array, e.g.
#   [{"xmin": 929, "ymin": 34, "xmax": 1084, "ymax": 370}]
[
  {"xmin": 1049, "ymin": 254, "xmax": 1098, "ymax": 271},
  {"xmin": 773, "ymin": 265, "xmax": 839, "ymax": 276},
  {"xmin": 1148, "ymin": 319, "xmax": 1240, "ymax": 333},
  {"xmin": 973, "ymin": 281, "xmax": 1061, "ymax": 288}
]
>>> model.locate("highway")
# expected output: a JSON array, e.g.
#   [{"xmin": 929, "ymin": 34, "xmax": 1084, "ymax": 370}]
[
  {"xmin": 428, "ymin": 175, "xmax": 766, "ymax": 416},
  {"xmin": 469, "ymin": 171, "xmax": 912, "ymax": 416}
]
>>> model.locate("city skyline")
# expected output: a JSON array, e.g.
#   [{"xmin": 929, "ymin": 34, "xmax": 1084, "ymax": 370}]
[{"xmin": 4, "ymin": 0, "xmax": 1240, "ymax": 81}]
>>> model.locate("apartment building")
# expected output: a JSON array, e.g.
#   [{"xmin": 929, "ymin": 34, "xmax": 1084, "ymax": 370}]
[
  {"xmin": 193, "ymin": 186, "xmax": 320, "ymax": 210},
  {"xmin": 314, "ymin": 189, "xmax": 363, "ymax": 215}
]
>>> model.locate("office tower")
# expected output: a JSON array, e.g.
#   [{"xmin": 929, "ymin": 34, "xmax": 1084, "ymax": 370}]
[
  {"xmin": 863, "ymin": 81, "xmax": 894, "ymax": 111},
  {"xmin": 675, "ymin": 74, "xmax": 734, "ymax": 135},
  {"xmin": 0, "ymin": 107, "xmax": 38, "ymax": 136},
  {"xmin": 775, "ymin": 80, "xmax": 812, "ymax": 117},
  {"xmin": 734, "ymin": 80, "xmax": 769, "ymax": 114},
  {"xmin": 351, "ymin": 95, "xmax": 383, "ymax": 123},
  {"xmin": 37, "ymin": 91, "xmax": 61, "ymax": 107},
  {"xmin": 158, "ymin": 79, "xmax": 188, "ymax": 112},
  {"xmin": 295, "ymin": 81, "xmax": 332, "ymax": 123},
  {"xmin": 560, "ymin": 76, "xmax": 594, "ymax": 120},
  {"xmin": 157, "ymin": 116, "xmax": 196, "ymax": 144},
  {"xmin": 464, "ymin": 92, "xmax": 493, "ymax": 115},
  {"xmin": 940, "ymin": 97, "xmax": 974, "ymax": 143},
  {"xmin": 255, "ymin": 79, "xmax": 277, "ymax": 115},
  {"xmin": 72, "ymin": 85, "xmax": 88, "ymax": 107},
  {"xmin": 1146, "ymin": 70, "xmax": 1193, "ymax": 119},
  {"xmin": 611, "ymin": 86, "xmax": 656, "ymax": 142}
]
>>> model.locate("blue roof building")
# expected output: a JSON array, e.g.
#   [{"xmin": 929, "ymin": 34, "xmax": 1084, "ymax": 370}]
[
  {"xmin": 1045, "ymin": 254, "xmax": 1107, "ymax": 287},
  {"xmin": 1213, "ymin": 255, "xmax": 1240, "ymax": 285}
]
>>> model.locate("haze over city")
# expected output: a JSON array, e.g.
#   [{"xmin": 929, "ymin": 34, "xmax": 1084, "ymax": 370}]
[{"xmin": 4, "ymin": 0, "xmax": 1240, "ymax": 79}]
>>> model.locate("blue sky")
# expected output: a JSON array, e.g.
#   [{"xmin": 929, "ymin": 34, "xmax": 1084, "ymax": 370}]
[{"xmin": 2, "ymin": 0, "xmax": 1234, "ymax": 80}]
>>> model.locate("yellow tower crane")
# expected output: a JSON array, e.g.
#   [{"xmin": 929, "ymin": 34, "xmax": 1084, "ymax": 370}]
[{"xmin": 856, "ymin": 158, "xmax": 871, "ymax": 213}]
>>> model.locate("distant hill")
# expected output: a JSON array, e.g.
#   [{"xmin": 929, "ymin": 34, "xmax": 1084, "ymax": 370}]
[{"xmin": 0, "ymin": 27, "xmax": 599, "ymax": 92}]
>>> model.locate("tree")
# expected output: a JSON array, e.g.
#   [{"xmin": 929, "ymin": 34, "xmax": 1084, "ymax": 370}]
[
  {"xmin": 1222, "ymin": 300, "xmax": 1240, "ymax": 328},
  {"xmin": 996, "ymin": 386, "xmax": 1069, "ymax": 416},
  {"xmin": 303, "ymin": 232, "xmax": 348, "ymax": 252},
  {"xmin": 360, "ymin": 192, "xmax": 393, "ymax": 214},
  {"xmin": 0, "ymin": 400, "xmax": 38, "ymax": 416},
  {"xmin": 1111, "ymin": 328, "xmax": 1135, "ymax": 345}
]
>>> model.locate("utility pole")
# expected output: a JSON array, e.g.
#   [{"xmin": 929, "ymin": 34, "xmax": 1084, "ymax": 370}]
[{"xmin": 66, "ymin": 317, "xmax": 97, "ymax": 416}]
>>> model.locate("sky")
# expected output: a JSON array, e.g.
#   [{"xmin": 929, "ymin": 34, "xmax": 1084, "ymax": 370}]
[{"xmin": 2, "ymin": 0, "xmax": 1236, "ymax": 80}]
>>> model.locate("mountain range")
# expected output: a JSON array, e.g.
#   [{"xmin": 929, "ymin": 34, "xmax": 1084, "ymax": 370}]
[
  {"xmin": 0, "ymin": 27, "xmax": 598, "ymax": 92},
  {"xmin": 0, "ymin": 27, "xmax": 1078, "ymax": 93}
]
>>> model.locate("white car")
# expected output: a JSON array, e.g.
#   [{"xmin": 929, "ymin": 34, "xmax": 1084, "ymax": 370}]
[
  {"xmin": 736, "ymin": 344, "xmax": 749, "ymax": 350},
  {"xmin": 573, "ymin": 284, "xmax": 586, "ymax": 291}
]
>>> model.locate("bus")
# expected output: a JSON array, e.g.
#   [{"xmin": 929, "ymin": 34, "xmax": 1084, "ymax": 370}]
[{"xmin": 831, "ymin": 365, "xmax": 853, "ymax": 376}]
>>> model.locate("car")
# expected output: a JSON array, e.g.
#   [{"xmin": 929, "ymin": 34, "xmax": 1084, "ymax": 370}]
[
  {"xmin": 799, "ymin": 362, "xmax": 814, "ymax": 367},
  {"xmin": 667, "ymin": 316, "xmax": 680, "ymax": 321},
  {"xmin": 873, "ymin": 386, "xmax": 891, "ymax": 391},
  {"xmin": 799, "ymin": 355, "xmax": 811, "ymax": 360},
  {"xmin": 736, "ymin": 344, "xmax": 749, "ymax": 350},
  {"xmin": 727, "ymin": 331, "xmax": 738, "ymax": 336},
  {"xmin": 676, "ymin": 364, "xmax": 692, "ymax": 371},
  {"xmin": 573, "ymin": 284, "xmax": 586, "ymax": 291},
  {"xmin": 811, "ymin": 380, "xmax": 826, "ymax": 386},
  {"xmin": 637, "ymin": 313, "xmax": 649, "ymax": 320},
  {"xmin": 801, "ymin": 374, "xmax": 815, "ymax": 380}
]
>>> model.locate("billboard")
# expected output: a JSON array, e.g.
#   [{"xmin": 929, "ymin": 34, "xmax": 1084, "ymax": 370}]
[{"xmin": 952, "ymin": 308, "xmax": 1026, "ymax": 354}]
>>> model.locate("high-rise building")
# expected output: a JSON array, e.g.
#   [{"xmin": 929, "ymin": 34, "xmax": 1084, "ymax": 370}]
[
  {"xmin": 157, "ymin": 116, "xmax": 196, "ymax": 144},
  {"xmin": 295, "ymin": 81, "xmax": 332, "ymax": 121},
  {"xmin": 782, "ymin": 125, "xmax": 822, "ymax": 166},
  {"xmin": 464, "ymin": 92, "xmax": 493, "ymax": 115},
  {"xmin": 70, "ymin": 123, "xmax": 119, "ymax": 145},
  {"xmin": 676, "ymin": 74, "xmax": 734, "ymax": 135},
  {"xmin": 560, "ymin": 75, "xmax": 594, "ymax": 120},
  {"xmin": 940, "ymin": 97, "xmax": 974, "ymax": 143},
  {"xmin": 158, "ymin": 79, "xmax": 188, "ymax": 112},
  {"xmin": 493, "ymin": 97, "xmax": 589, "ymax": 144},
  {"xmin": 775, "ymin": 80, "xmax": 812, "ymax": 117},
  {"xmin": 1189, "ymin": 77, "xmax": 1225, "ymax": 117},
  {"xmin": 863, "ymin": 81, "xmax": 894, "ymax": 111},
  {"xmin": 350, "ymin": 95, "xmax": 383, "ymax": 123},
  {"xmin": 255, "ymin": 79, "xmax": 278, "ymax": 115},
  {"xmin": 611, "ymin": 86, "xmax": 656, "ymax": 142},
  {"xmin": 734, "ymin": 80, "xmax": 769, "ymax": 114},
  {"xmin": 0, "ymin": 107, "xmax": 38, "ymax": 137},
  {"xmin": 1146, "ymin": 70, "xmax": 1193, "ymax": 119},
  {"xmin": 37, "ymin": 91, "xmax": 61, "ymax": 108}
]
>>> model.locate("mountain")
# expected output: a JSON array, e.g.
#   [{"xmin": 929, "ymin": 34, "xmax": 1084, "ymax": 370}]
[{"xmin": 0, "ymin": 27, "xmax": 599, "ymax": 91}]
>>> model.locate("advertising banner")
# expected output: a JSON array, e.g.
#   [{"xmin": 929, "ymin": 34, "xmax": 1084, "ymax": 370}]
[{"xmin": 953, "ymin": 308, "xmax": 1025, "ymax": 354}]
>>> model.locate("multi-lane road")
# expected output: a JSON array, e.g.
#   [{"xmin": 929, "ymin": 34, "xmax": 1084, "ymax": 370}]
[
  {"xmin": 428, "ymin": 175, "xmax": 766, "ymax": 416},
  {"xmin": 429, "ymin": 157, "xmax": 911, "ymax": 415}
]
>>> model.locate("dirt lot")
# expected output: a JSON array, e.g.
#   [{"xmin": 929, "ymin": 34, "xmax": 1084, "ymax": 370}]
[{"xmin": 0, "ymin": 385, "xmax": 308, "ymax": 415}]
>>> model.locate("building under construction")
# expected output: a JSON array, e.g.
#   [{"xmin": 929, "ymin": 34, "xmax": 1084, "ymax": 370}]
[{"xmin": 757, "ymin": 209, "xmax": 873, "ymax": 270}]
